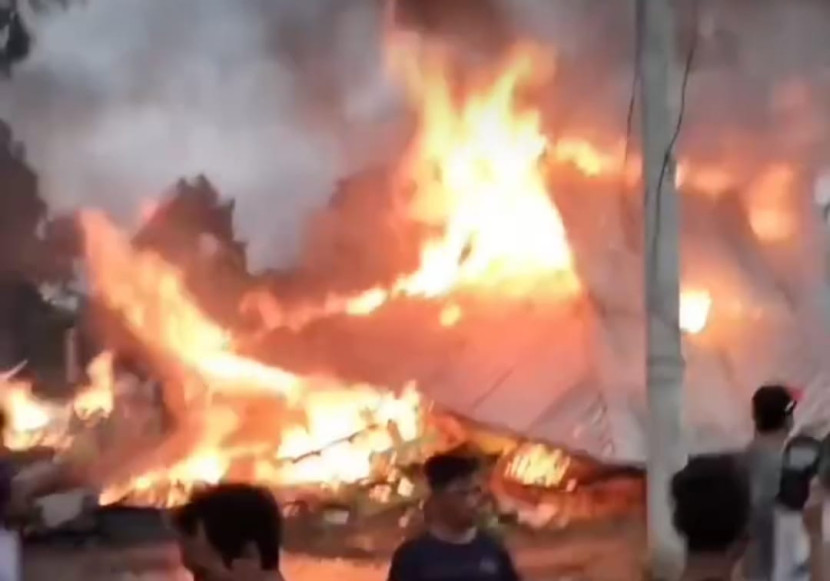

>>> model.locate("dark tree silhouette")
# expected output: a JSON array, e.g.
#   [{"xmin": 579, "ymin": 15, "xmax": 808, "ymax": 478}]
[
  {"xmin": 0, "ymin": 0, "xmax": 31, "ymax": 74},
  {"xmin": 0, "ymin": 121, "xmax": 44, "ymax": 275},
  {"xmin": 135, "ymin": 175, "xmax": 247, "ymax": 273},
  {"xmin": 39, "ymin": 213, "xmax": 81, "ymax": 284},
  {"xmin": 0, "ymin": 120, "xmax": 73, "ymax": 377},
  {"xmin": 0, "ymin": 0, "xmax": 84, "ymax": 75},
  {"xmin": 130, "ymin": 175, "xmax": 250, "ymax": 325}
]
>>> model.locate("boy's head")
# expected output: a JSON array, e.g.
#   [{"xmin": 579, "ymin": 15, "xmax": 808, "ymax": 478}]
[
  {"xmin": 173, "ymin": 483, "xmax": 282, "ymax": 581},
  {"xmin": 752, "ymin": 384, "xmax": 796, "ymax": 435},
  {"xmin": 671, "ymin": 455, "xmax": 749, "ymax": 555},
  {"xmin": 424, "ymin": 452, "xmax": 484, "ymax": 531}
]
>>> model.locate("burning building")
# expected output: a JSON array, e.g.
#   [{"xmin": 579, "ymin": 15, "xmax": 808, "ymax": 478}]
[{"xmin": 0, "ymin": 0, "xmax": 829, "ymax": 540}]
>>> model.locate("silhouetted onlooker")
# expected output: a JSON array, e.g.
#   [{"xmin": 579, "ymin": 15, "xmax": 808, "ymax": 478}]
[
  {"xmin": 672, "ymin": 455, "xmax": 750, "ymax": 580},
  {"xmin": 743, "ymin": 384, "xmax": 798, "ymax": 581},
  {"xmin": 173, "ymin": 483, "xmax": 284, "ymax": 581}
]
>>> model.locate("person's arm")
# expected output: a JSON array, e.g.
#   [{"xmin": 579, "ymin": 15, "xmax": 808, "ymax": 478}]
[{"xmin": 388, "ymin": 544, "xmax": 418, "ymax": 581}]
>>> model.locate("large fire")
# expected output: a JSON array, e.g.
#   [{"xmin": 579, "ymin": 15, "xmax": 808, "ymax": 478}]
[
  {"xmin": 389, "ymin": 44, "xmax": 576, "ymax": 297},
  {"xmin": 0, "ymin": 31, "xmax": 720, "ymax": 507}
]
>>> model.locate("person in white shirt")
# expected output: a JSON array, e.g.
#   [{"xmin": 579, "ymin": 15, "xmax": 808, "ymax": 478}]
[
  {"xmin": 773, "ymin": 435, "xmax": 821, "ymax": 581},
  {"xmin": 742, "ymin": 385, "xmax": 798, "ymax": 581}
]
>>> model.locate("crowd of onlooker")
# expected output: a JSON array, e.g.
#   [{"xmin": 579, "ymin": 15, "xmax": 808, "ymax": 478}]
[
  {"xmin": 163, "ymin": 384, "xmax": 825, "ymax": 581},
  {"xmin": 0, "ymin": 383, "xmax": 825, "ymax": 580}
]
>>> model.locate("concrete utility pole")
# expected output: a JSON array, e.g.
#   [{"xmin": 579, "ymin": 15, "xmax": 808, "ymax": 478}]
[{"xmin": 637, "ymin": 0, "xmax": 687, "ymax": 578}]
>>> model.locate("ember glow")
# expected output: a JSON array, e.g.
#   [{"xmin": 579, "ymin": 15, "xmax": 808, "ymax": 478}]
[
  {"xmin": 265, "ymin": 384, "xmax": 423, "ymax": 486},
  {"xmin": 504, "ymin": 444, "xmax": 572, "ymax": 488},
  {"xmin": 680, "ymin": 290, "xmax": 713, "ymax": 335},
  {"xmin": 2, "ymin": 354, "xmax": 115, "ymax": 451},
  {"xmin": 2, "ymin": 380, "xmax": 57, "ymax": 445}
]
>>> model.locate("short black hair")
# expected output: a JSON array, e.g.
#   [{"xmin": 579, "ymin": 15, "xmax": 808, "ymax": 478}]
[
  {"xmin": 752, "ymin": 384, "xmax": 795, "ymax": 433},
  {"xmin": 671, "ymin": 455, "xmax": 749, "ymax": 553},
  {"xmin": 423, "ymin": 452, "xmax": 479, "ymax": 491},
  {"xmin": 173, "ymin": 483, "xmax": 282, "ymax": 570}
]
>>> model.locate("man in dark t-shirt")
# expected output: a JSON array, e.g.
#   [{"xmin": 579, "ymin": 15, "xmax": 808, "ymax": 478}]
[
  {"xmin": 388, "ymin": 452, "xmax": 520, "ymax": 581},
  {"xmin": 671, "ymin": 455, "xmax": 750, "ymax": 580}
]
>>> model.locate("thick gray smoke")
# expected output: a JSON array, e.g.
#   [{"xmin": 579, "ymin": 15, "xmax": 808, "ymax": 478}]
[
  {"xmin": 4, "ymin": 0, "xmax": 830, "ymax": 271},
  {"xmin": 0, "ymin": 0, "xmax": 401, "ymax": 269},
  {"xmin": 511, "ymin": 0, "xmax": 830, "ymax": 153}
]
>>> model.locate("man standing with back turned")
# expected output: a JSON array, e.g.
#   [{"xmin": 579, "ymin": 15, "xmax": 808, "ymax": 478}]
[
  {"xmin": 742, "ymin": 384, "xmax": 798, "ymax": 581},
  {"xmin": 388, "ymin": 452, "xmax": 521, "ymax": 581}
]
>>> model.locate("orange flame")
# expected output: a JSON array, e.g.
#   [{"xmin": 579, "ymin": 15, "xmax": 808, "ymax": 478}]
[
  {"xmin": 1, "ymin": 353, "xmax": 116, "ymax": 451},
  {"xmin": 263, "ymin": 384, "xmax": 423, "ymax": 486},
  {"xmin": 72, "ymin": 351, "xmax": 115, "ymax": 421},
  {"xmin": 1, "ymin": 380, "xmax": 57, "ymax": 448},
  {"xmin": 76, "ymin": 211, "xmax": 426, "ymax": 503},
  {"xmin": 3, "ymin": 32, "xmax": 763, "ymax": 506},
  {"xmin": 391, "ymin": 44, "xmax": 578, "ymax": 297},
  {"xmin": 81, "ymin": 210, "xmax": 303, "ymax": 401},
  {"xmin": 76, "ymin": 42, "xmax": 588, "ymax": 503},
  {"xmin": 240, "ymin": 44, "xmax": 583, "ymax": 332}
]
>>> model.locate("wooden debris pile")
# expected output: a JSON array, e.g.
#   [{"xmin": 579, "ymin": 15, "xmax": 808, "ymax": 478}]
[{"xmin": 275, "ymin": 413, "xmax": 643, "ymax": 557}]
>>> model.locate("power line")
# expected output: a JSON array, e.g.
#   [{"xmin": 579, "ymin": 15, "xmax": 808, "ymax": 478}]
[
  {"xmin": 621, "ymin": 0, "xmax": 643, "ymax": 200},
  {"xmin": 645, "ymin": 0, "xmax": 699, "ymax": 327}
]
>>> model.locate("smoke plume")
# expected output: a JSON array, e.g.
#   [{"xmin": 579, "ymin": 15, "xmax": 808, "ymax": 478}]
[
  {"xmin": 0, "ymin": 0, "xmax": 400, "ymax": 269},
  {"xmin": 4, "ymin": 0, "xmax": 830, "ymax": 270}
]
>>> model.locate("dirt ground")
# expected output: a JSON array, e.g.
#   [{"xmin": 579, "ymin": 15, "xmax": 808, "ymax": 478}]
[{"xmin": 22, "ymin": 516, "xmax": 644, "ymax": 581}]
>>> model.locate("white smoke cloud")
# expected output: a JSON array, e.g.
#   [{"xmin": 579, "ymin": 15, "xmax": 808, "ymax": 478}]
[{"xmin": 0, "ymin": 0, "xmax": 400, "ymax": 269}]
